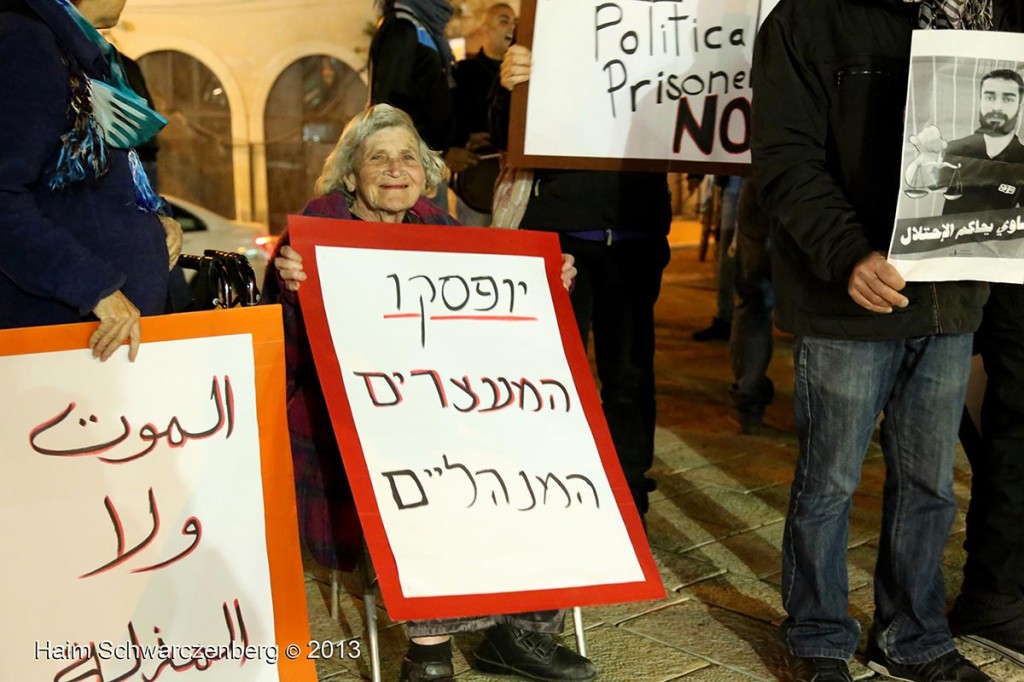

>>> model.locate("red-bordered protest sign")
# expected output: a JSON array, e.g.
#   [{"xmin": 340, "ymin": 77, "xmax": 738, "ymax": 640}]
[
  {"xmin": 291, "ymin": 216, "xmax": 664, "ymax": 621},
  {"xmin": 0, "ymin": 307, "xmax": 315, "ymax": 681}
]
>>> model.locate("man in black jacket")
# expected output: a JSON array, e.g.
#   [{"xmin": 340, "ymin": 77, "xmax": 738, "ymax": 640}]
[{"xmin": 752, "ymin": 1, "xmax": 991, "ymax": 680}]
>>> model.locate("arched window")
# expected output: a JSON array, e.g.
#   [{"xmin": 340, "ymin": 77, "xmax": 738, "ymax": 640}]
[
  {"xmin": 264, "ymin": 56, "xmax": 367, "ymax": 233},
  {"xmin": 137, "ymin": 51, "xmax": 235, "ymax": 218}
]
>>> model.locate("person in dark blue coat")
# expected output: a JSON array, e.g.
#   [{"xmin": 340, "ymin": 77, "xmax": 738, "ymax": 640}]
[{"xmin": 0, "ymin": 0, "xmax": 180, "ymax": 360}]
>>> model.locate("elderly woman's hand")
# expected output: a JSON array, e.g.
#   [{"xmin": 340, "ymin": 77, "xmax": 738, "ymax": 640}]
[
  {"xmin": 500, "ymin": 45, "xmax": 532, "ymax": 91},
  {"xmin": 159, "ymin": 215, "xmax": 183, "ymax": 270},
  {"xmin": 560, "ymin": 253, "xmax": 577, "ymax": 292},
  {"xmin": 275, "ymin": 244, "xmax": 307, "ymax": 292}
]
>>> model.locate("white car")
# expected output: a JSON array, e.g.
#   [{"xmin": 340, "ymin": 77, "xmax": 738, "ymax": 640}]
[{"xmin": 166, "ymin": 194, "xmax": 273, "ymax": 286}]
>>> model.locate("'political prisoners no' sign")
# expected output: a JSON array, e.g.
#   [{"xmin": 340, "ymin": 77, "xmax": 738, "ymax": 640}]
[
  {"xmin": 507, "ymin": 0, "xmax": 765, "ymax": 173},
  {"xmin": 290, "ymin": 216, "xmax": 664, "ymax": 621},
  {"xmin": 889, "ymin": 30, "xmax": 1024, "ymax": 283}
]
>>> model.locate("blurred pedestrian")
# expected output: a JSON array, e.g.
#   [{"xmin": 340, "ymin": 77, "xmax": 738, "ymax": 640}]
[
  {"xmin": 728, "ymin": 178, "xmax": 775, "ymax": 434},
  {"xmin": 693, "ymin": 175, "xmax": 740, "ymax": 342},
  {"xmin": 450, "ymin": 1, "xmax": 515, "ymax": 226}
]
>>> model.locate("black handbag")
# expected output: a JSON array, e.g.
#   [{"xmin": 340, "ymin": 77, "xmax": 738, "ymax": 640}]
[{"xmin": 452, "ymin": 152, "xmax": 501, "ymax": 214}]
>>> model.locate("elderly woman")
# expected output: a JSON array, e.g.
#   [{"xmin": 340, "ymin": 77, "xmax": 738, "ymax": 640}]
[{"xmin": 263, "ymin": 104, "xmax": 593, "ymax": 682}]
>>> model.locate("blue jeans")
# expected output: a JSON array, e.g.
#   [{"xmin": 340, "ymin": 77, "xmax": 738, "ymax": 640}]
[{"xmin": 782, "ymin": 334, "xmax": 972, "ymax": 663}]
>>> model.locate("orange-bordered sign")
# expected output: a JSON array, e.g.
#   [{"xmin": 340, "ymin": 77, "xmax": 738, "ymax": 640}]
[{"xmin": 0, "ymin": 307, "xmax": 316, "ymax": 681}]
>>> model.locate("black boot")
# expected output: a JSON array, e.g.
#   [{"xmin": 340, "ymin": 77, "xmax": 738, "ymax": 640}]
[
  {"xmin": 473, "ymin": 624, "xmax": 596, "ymax": 681},
  {"xmin": 400, "ymin": 640, "xmax": 455, "ymax": 682},
  {"xmin": 692, "ymin": 316, "xmax": 731, "ymax": 341},
  {"xmin": 949, "ymin": 586, "xmax": 1024, "ymax": 668},
  {"xmin": 398, "ymin": 658, "xmax": 454, "ymax": 682}
]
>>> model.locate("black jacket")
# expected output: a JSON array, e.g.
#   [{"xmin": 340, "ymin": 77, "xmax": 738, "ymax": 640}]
[
  {"xmin": 369, "ymin": 14, "xmax": 455, "ymax": 152},
  {"xmin": 751, "ymin": 0, "xmax": 988, "ymax": 339}
]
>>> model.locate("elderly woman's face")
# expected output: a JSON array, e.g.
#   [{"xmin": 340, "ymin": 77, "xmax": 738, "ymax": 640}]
[{"xmin": 346, "ymin": 126, "xmax": 427, "ymax": 222}]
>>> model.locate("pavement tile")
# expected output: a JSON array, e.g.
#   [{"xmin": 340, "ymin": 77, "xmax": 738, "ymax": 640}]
[
  {"xmin": 676, "ymin": 452, "xmax": 798, "ymax": 493},
  {"xmin": 696, "ymin": 521, "xmax": 785, "ymax": 580},
  {"xmin": 675, "ymin": 571, "xmax": 786, "ymax": 625},
  {"xmin": 657, "ymin": 485, "xmax": 789, "ymax": 536},
  {"xmin": 564, "ymin": 547, "xmax": 718, "ymax": 633},
  {"xmin": 574, "ymin": 623, "xmax": 709, "ymax": 681},
  {"xmin": 647, "ymin": 494, "xmax": 736, "ymax": 554},
  {"xmin": 619, "ymin": 600, "xmax": 787, "ymax": 680}
]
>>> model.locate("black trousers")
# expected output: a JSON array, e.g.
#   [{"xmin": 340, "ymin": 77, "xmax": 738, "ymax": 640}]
[
  {"xmin": 963, "ymin": 282, "xmax": 1024, "ymax": 597},
  {"xmin": 557, "ymin": 233, "xmax": 671, "ymax": 515}
]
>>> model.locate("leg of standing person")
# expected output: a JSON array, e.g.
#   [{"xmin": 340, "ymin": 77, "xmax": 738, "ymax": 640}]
[
  {"xmin": 559, "ymin": 233, "xmax": 670, "ymax": 517},
  {"xmin": 694, "ymin": 175, "xmax": 740, "ymax": 342},
  {"xmin": 868, "ymin": 336, "xmax": 972, "ymax": 665},
  {"xmin": 783, "ymin": 335, "xmax": 972, "ymax": 675},
  {"xmin": 729, "ymin": 179, "xmax": 774, "ymax": 434},
  {"xmin": 949, "ymin": 283, "xmax": 1024, "ymax": 666}
]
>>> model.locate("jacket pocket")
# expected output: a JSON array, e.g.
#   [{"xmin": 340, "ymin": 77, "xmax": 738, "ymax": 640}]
[{"xmin": 831, "ymin": 57, "xmax": 908, "ymax": 243}]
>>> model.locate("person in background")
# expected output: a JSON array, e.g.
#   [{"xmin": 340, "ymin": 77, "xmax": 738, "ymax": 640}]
[
  {"xmin": 264, "ymin": 103, "xmax": 594, "ymax": 682},
  {"xmin": 728, "ymin": 178, "xmax": 776, "ymax": 435},
  {"xmin": 494, "ymin": 44, "xmax": 672, "ymax": 524},
  {"xmin": 0, "ymin": 0, "xmax": 181, "ymax": 360},
  {"xmin": 946, "ymin": 2, "xmax": 1024, "ymax": 669},
  {"xmin": 450, "ymin": 1, "xmax": 515, "ymax": 226},
  {"xmin": 693, "ymin": 175, "xmax": 740, "ymax": 342},
  {"xmin": 368, "ymin": 0, "xmax": 478, "ymax": 211}
]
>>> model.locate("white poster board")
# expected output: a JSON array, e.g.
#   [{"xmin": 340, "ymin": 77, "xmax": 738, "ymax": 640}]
[
  {"xmin": 508, "ymin": 0, "xmax": 761, "ymax": 173},
  {"xmin": 0, "ymin": 309, "xmax": 315, "ymax": 681},
  {"xmin": 889, "ymin": 30, "xmax": 1024, "ymax": 283},
  {"xmin": 292, "ymin": 217, "xmax": 662, "ymax": 620}
]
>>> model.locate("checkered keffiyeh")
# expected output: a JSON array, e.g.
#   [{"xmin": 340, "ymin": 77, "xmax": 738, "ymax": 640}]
[{"xmin": 906, "ymin": 0, "xmax": 994, "ymax": 29}]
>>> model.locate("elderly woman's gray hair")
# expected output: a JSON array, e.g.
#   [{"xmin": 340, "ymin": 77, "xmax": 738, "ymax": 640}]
[{"xmin": 314, "ymin": 104, "xmax": 446, "ymax": 199}]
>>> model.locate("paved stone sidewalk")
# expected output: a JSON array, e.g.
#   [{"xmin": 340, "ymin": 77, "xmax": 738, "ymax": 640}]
[{"xmin": 300, "ymin": 247, "xmax": 1023, "ymax": 681}]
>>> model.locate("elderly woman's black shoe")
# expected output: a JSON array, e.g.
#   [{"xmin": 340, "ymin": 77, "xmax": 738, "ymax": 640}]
[
  {"xmin": 473, "ymin": 624, "xmax": 596, "ymax": 681},
  {"xmin": 398, "ymin": 657, "xmax": 454, "ymax": 682}
]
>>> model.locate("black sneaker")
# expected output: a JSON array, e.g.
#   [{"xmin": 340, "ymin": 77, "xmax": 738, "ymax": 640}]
[
  {"xmin": 398, "ymin": 657, "xmax": 455, "ymax": 682},
  {"xmin": 790, "ymin": 656, "xmax": 853, "ymax": 682},
  {"xmin": 866, "ymin": 642, "xmax": 992, "ymax": 681},
  {"xmin": 950, "ymin": 589, "xmax": 1024, "ymax": 668},
  {"xmin": 473, "ymin": 624, "xmax": 596, "ymax": 681}
]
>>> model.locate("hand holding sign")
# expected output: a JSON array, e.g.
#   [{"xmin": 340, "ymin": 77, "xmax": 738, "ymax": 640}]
[
  {"xmin": 847, "ymin": 251, "xmax": 909, "ymax": 314},
  {"xmin": 501, "ymin": 44, "xmax": 532, "ymax": 91},
  {"xmin": 90, "ymin": 290, "xmax": 142, "ymax": 362}
]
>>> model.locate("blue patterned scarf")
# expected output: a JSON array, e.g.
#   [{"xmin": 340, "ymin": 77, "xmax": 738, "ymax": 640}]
[{"xmin": 27, "ymin": 0, "xmax": 167, "ymax": 211}]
